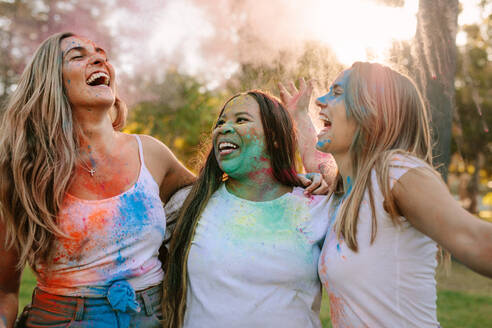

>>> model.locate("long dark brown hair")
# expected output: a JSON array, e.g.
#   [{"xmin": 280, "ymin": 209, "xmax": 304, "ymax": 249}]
[{"xmin": 163, "ymin": 90, "xmax": 302, "ymax": 327}]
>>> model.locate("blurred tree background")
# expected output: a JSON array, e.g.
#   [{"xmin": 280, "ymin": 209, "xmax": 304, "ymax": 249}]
[
  {"xmin": 2, "ymin": 0, "xmax": 492, "ymax": 326},
  {"xmin": 0, "ymin": 0, "xmax": 490, "ymax": 218},
  {"xmin": 449, "ymin": 1, "xmax": 491, "ymax": 217}
]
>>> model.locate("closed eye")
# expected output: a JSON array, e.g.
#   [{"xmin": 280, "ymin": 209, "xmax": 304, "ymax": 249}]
[{"xmin": 236, "ymin": 117, "xmax": 249, "ymax": 123}]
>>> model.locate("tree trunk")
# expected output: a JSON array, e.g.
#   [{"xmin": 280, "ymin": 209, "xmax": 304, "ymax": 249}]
[{"xmin": 412, "ymin": 0, "xmax": 459, "ymax": 181}]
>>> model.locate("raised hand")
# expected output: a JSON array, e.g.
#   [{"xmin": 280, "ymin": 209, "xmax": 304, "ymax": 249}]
[{"xmin": 278, "ymin": 78, "xmax": 314, "ymax": 117}]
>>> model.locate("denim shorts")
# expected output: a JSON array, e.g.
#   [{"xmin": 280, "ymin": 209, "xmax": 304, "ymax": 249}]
[{"xmin": 24, "ymin": 283, "xmax": 162, "ymax": 328}]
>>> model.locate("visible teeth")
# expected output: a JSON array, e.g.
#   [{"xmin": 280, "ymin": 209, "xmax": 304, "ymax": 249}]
[
  {"xmin": 321, "ymin": 119, "xmax": 331, "ymax": 127},
  {"xmin": 218, "ymin": 142, "xmax": 239, "ymax": 150},
  {"xmin": 86, "ymin": 72, "xmax": 110, "ymax": 85}
]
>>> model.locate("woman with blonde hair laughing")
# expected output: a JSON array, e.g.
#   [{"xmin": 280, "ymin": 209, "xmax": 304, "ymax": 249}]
[
  {"xmin": 0, "ymin": 32, "xmax": 194, "ymax": 327},
  {"xmin": 280, "ymin": 62, "xmax": 492, "ymax": 327}
]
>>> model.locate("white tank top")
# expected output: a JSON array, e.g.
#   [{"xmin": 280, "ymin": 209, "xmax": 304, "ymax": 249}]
[
  {"xmin": 35, "ymin": 135, "xmax": 166, "ymax": 297},
  {"xmin": 318, "ymin": 155, "xmax": 440, "ymax": 328}
]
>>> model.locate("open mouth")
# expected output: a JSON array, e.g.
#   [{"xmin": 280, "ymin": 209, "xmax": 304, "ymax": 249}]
[
  {"xmin": 86, "ymin": 72, "xmax": 110, "ymax": 87},
  {"xmin": 319, "ymin": 117, "xmax": 332, "ymax": 134},
  {"xmin": 218, "ymin": 141, "xmax": 239, "ymax": 155}
]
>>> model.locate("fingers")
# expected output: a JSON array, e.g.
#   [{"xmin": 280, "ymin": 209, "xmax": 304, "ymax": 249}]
[
  {"xmin": 278, "ymin": 82, "xmax": 291, "ymax": 102},
  {"xmin": 299, "ymin": 172, "xmax": 331, "ymax": 196},
  {"xmin": 288, "ymin": 81, "xmax": 298, "ymax": 95},
  {"xmin": 299, "ymin": 77, "xmax": 306, "ymax": 91},
  {"xmin": 309, "ymin": 178, "xmax": 330, "ymax": 195},
  {"xmin": 297, "ymin": 174, "xmax": 311, "ymax": 187},
  {"xmin": 306, "ymin": 79, "xmax": 314, "ymax": 93},
  {"xmin": 303, "ymin": 173, "xmax": 321, "ymax": 195}
]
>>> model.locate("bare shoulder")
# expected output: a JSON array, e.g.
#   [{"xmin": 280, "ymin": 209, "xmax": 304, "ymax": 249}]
[
  {"xmin": 137, "ymin": 134, "xmax": 172, "ymax": 156},
  {"xmin": 134, "ymin": 134, "xmax": 174, "ymax": 186}
]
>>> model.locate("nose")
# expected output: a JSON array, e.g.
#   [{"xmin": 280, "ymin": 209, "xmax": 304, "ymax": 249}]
[
  {"xmin": 217, "ymin": 122, "xmax": 235, "ymax": 134},
  {"xmin": 316, "ymin": 93, "xmax": 331, "ymax": 107},
  {"xmin": 315, "ymin": 98, "xmax": 328, "ymax": 109},
  {"xmin": 89, "ymin": 52, "xmax": 106, "ymax": 66}
]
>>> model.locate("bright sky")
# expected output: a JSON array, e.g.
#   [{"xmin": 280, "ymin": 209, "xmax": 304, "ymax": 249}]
[{"xmin": 112, "ymin": 0, "xmax": 487, "ymax": 82}]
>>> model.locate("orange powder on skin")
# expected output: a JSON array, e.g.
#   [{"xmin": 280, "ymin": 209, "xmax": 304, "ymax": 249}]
[{"xmin": 74, "ymin": 161, "xmax": 135, "ymax": 198}]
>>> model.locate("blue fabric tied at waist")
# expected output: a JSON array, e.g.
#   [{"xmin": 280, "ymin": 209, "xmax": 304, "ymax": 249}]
[{"xmin": 107, "ymin": 280, "xmax": 141, "ymax": 328}]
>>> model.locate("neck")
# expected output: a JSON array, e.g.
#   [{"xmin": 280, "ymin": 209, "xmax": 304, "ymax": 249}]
[
  {"xmin": 225, "ymin": 168, "xmax": 291, "ymax": 202},
  {"xmin": 74, "ymin": 105, "xmax": 116, "ymax": 154},
  {"xmin": 332, "ymin": 152, "xmax": 354, "ymax": 194}
]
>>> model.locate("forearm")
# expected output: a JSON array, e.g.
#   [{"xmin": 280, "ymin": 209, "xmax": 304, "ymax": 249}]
[
  {"xmin": 0, "ymin": 292, "xmax": 19, "ymax": 328},
  {"xmin": 451, "ymin": 218, "xmax": 492, "ymax": 278}
]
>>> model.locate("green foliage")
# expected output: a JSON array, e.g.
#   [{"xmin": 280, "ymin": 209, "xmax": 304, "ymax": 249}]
[
  {"xmin": 125, "ymin": 70, "xmax": 225, "ymax": 168},
  {"xmin": 453, "ymin": 9, "xmax": 492, "ymax": 173}
]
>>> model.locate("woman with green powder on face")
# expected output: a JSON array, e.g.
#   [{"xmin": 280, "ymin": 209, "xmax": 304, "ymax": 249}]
[{"xmin": 163, "ymin": 90, "xmax": 332, "ymax": 328}]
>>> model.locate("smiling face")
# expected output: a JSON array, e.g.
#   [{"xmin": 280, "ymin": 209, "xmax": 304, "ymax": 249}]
[
  {"xmin": 315, "ymin": 69, "xmax": 358, "ymax": 156},
  {"xmin": 61, "ymin": 36, "xmax": 115, "ymax": 110},
  {"xmin": 212, "ymin": 95, "xmax": 270, "ymax": 179}
]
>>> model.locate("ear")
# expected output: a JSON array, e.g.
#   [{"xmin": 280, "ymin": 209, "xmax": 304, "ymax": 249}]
[{"xmin": 222, "ymin": 173, "xmax": 229, "ymax": 181}]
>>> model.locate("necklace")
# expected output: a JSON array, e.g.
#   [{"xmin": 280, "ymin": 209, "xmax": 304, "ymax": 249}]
[{"xmin": 78, "ymin": 157, "xmax": 96, "ymax": 177}]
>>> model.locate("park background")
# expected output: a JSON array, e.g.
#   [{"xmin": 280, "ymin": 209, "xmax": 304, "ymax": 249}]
[{"xmin": 1, "ymin": 0, "xmax": 491, "ymax": 326}]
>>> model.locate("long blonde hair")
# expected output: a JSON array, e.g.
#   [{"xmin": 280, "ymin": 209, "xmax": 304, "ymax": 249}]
[
  {"xmin": 334, "ymin": 62, "xmax": 435, "ymax": 251},
  {"xmin": 0, "ymin": 32, "xmax": 126, "ymax": 269}
]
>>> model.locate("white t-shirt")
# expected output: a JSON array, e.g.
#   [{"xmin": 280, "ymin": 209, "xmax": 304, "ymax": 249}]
[
  {"xmin": 184, "ymin": 183, "xmax": 330, "ymax": 328},
  {"xmin": 318, "ymin": 155, "xmax": 440, "ymax": 328}
]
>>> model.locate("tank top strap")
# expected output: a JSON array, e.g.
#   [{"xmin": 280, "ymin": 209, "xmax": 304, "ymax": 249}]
[
  {"xmin": 134, "ymin": 134, "xmax": 145, "ymax": 165},
  {"xmin": 133, "ymin": 134, "xmax": 160, "ymax": 189}
]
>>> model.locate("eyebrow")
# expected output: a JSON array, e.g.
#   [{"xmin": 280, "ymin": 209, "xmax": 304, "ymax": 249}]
[
  {"xmin": 63, "ymin": 46, "xmax": 107, "ymax": 58},
  {"xmin": 234, "ymin": 111, "xmax": 254, "ymax": 118},
  {"xmin": 219, "ymin": 111, "xmax": 254, "ymax": 120}
]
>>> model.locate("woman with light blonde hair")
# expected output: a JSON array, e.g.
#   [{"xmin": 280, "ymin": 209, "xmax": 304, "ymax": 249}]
[
  {"xmin": 0, "ymin": 32, "xmax": 194, "ymax": 327},
  {"xmin": 280, "ymin": 61, "xmax": 492, "ymax": 328}
]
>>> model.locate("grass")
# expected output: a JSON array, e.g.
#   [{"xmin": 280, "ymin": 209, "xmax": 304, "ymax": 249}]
[{"xmin": 18, "ymin": 262, "xmax": 492, "ymax": 327}]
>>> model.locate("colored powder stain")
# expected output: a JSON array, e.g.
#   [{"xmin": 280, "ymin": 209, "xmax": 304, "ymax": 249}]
[
  {"xmin": 345, "ymin": 176, "xmax": 353, "ymax": 195},
  {"xmin": 316, "ymin": 92, "xmax": 330, "ymax": 105},
  {"xmin": 336, "ymin": 238, "xmax": 346, "ymax": 260},
  {"xmin": 67, "ymin": 79, "xmax": 70, "ymax": 84},
  {"xmin": 316, "ymin": 139, "xmax": 331, "ymax": 148},
  {"xmin": 87, "ymin": 209, "xmax": 109, "ymax": 232},
  {"xmin": 223, "ymin": 197, "xmax": 312, "ymax": 263},
  {"xmin": 116, "ymin": 251, "xmax": 125, "ymax": 266},
  {"xmin": 246, "ymin": 167, "xmax": 273, "ymax": 180},
  {"xmin": 114, "ymin": 189, "xmax": 152, "ymax": 243},
  {"xmin": 319, "ymin": 254, "xmax": 328, "ymax": 276},
  {"xmin": 328, "ymin": 290, "xmax": 347, "ymax": 327}
]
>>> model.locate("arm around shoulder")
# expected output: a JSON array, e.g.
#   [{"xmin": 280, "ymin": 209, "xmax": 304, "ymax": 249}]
[
  {"xmin": 392, "ymin": 168, "xmax": 492, "ymax": 278},
  {"xmin": 138, "ymin": 135, "xmax": 196, "ymax": 203}
]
